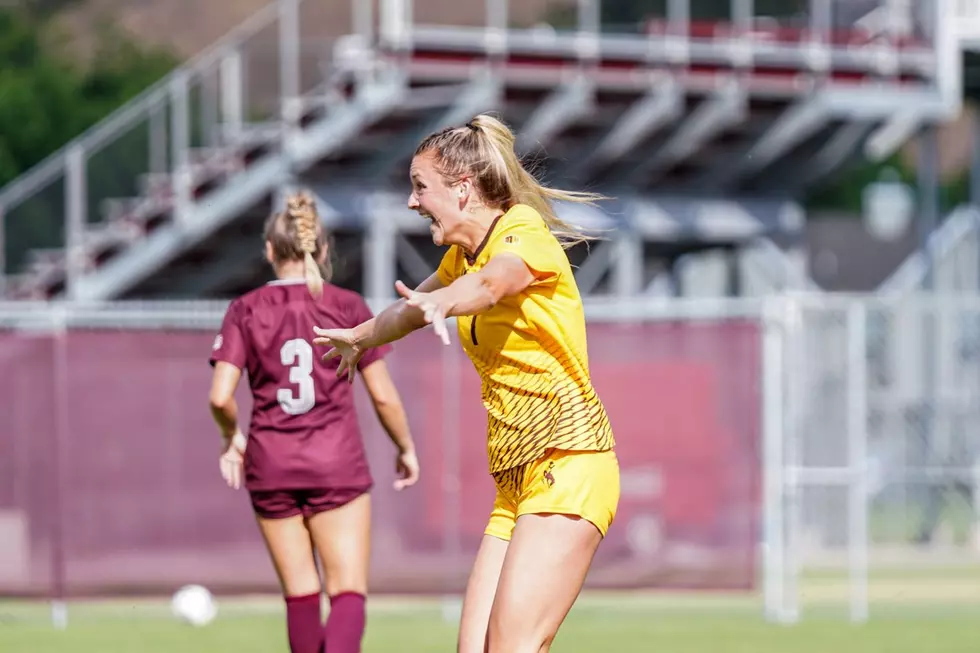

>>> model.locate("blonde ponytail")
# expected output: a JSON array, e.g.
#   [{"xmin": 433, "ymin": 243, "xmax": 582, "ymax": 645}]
[
  {"xmin": 414, "ymin": 113, "xmax": 606, "ymax": 249},
  {"xmin": 470, "ymin": 114, "xmax": 604, "ymax": 248},
  {"xmin": 287, "ymin": 192, "xmax": 324, "ymax": 298}
]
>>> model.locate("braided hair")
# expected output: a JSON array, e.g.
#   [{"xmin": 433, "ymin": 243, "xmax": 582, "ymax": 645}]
[{"xmin": 263, "ymin": 191, "xmax": 331, "ymax": 298}]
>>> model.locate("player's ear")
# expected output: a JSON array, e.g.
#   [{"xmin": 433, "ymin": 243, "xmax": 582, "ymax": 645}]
[
  {"xmin": 456, "ymin": 178, "xmax": 471, "ymax": 207},
  {"xmin": 264, "ymin": 241, "xmax": 275, "ymax": 265},
  {"xmin": 317, "ymin": 241, "xmax": 328, "ymax": 265}
]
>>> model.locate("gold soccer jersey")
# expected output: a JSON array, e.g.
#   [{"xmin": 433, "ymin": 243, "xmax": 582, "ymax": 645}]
[{"xmin": 436, "ymin": 204, "xmax": 615, "ymax": 474}]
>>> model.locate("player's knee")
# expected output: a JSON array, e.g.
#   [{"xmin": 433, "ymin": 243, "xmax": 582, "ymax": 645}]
[
  {"xmin": 323, "ymin": 570, "xmax": 367, "ymax": 597},
  {"xmin": 281, "ymin": 572, "xmax": 322, "ymax": 598}
]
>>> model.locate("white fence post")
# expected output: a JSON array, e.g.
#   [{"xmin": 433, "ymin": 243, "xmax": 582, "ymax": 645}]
[
  {"xmin": 847, "ymin": 300, "xmax": 870, "ymax": 623},
  {"xmin": 762, "ymin": 297, "xmax": 790, "ymax": 623}
]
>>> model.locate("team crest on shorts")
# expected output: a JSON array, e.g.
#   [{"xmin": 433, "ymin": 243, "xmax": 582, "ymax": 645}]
[{"xmin": 543, "ymin": 461, "xmax": 556, "ymax": 488}]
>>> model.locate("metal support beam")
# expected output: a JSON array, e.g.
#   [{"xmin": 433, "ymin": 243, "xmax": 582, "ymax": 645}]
[
  {"xmin": 288, "ymin": 76, "xmax": 406, "ymax": 169},
  {"xmin": 642, "ymin": 271, "xmax": 674, "ymax": 296},
  {"xmin": 72, "ymin": 155, "xmax": 286, "ymax": 300},
  {"xmin": 733, "ymin": 0, "xmax": 754, "ymax": 31},
  {"xmin": 517, "ymin": 76, "xmax": 592, "ymax": 154},
  {"xmin": 166, "ymin": 237, "xmax": 266, "ymax": 297},
  {"xmin": 918, "ymin": 124, "xmax": 940, "ymax": 291},
  {"xmin": 571, "ymin": 239, "xmax": 615, "ymax": 295},
  {"xmin": 353, "ymin": 0, "xmax": 374, "ymax": 43},
  {"xmin": 395, "ymin": 235, "xmax": 437, "ymax": 286},
  {"xmin": 972, "ymin": 108, "xmax": 980, "ymax": 207},
  {"xmin": 65, "ymin": 144, "xmax": 87, "ymax": 300},
  {"xmin": 807, "ymin": 0, "xmax": 833, "ymax": 71},
  {"xmin": 380, "ymin": 0, "xmax": 412, "ymax": 50},
  {"xmin": 576, "ymin": 0, "xmax": 600, "ymax": 60},
  {"xmin": 822, "ymin": 89, "xmax": 948, "ymax": 120},
  {"xmin": 611, "ymin": 231, "xmax": 643, "ymax": 297},
  {"xmin": 149, "ymin": 102, "xmax": 168, "ymax": 173},
  {"xmin": 485, "ymin": 0, "xmax": 507, "ymax": 56},
  {"xmin": 279, "ymin": 0, "xmax": 302, "ymax": 140},
  {"xmin": 201, "ymin": 71, "xmax": 219, "ymax": 147},
  {"xmin": 666, "ymin": 0, "xmax": 690, "ymax": 63},
  {"xmin": 170, "ymin": 70, "xmax": 192, "ymax": 224},
  {"xmin": 363, "ymin": 73, "xmax": 500, "ymax": 177},
  {"xmin": 0, "ymin": 204, "xmax": 5, "ymax": 298},
  {"xmin": 668, "ymin": 256, "xmax": 683, "ymax": 297},
  {"xmin": 787, "ymin": 121, "xmax": 876, "ymax": 194},
  {"xmin": 731, "ymin": 0, "xmax": 754, "ymax": 67},
  {"xmin": 582, "ymin": 79, "xmax": 682, "ymax": 172},
  {"xmin": 366, "ymin": 194, "xmax": 398, "ymax": 300},
  {"xmin": 279, "ymin": 0, "xmax": 301, "ymax": 100},
  {"xmin": 865, "ymin": 112, "xmax": 923, "ymax": 161},
  {"xmin": 578, "ymin": 0, "xmax": 599, "ymax": 34},
  {"xmin": 705, "ymin": 99, "xmax": 829, "ymax": 191},
  {"xmin": 973, "ymin": 109, "xmax": 980, "ymax": 292},
  {"xmin": 220, "ymin": 49, "xmax": 244, "ymax": 142},
  {"xmin": 630, "ymin": 82, "xmax": 746, "ymax": 186}
]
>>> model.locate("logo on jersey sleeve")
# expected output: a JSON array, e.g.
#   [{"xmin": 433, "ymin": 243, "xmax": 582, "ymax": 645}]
[
  {"xmin": 504, "ymin": 235, "xmax": 520, "ymax": 245},
  {"xmin": 212, "ymin": 334, "xmax": 223, "ymax": 351}
]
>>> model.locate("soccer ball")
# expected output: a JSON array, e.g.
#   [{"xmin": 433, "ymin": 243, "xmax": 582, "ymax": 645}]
[{"xmin": 171, "ymin": 584, "xmax": 217, "ymax": 626}]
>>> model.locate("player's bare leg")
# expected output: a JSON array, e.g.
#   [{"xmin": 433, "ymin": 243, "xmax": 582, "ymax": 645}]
[
  {"xmin": 485, "ymin": 513, "xmax": 602, "ymax": 653},
  {"xmin": 307, "ymin": 492, "xmax": 372, "ymax": 653},
  {"xmin": 457, "ymin": 535, "xmax": 509, "ymax": 653},
  {"xmin": 256, "ymin": 514, "xmax": 323, "ymax": 653}
]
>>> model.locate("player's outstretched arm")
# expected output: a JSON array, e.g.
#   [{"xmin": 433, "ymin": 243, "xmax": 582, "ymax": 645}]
[
  {"xmin": 397, "ymin": 253, "xmax": 535, "ymax": 345},
  {"xmin": 313, "ymin": 273, "xmax": 445, "ymax": 382},
  {"xmin": 428, "ymin": 253, "xmax": 534, "ymax": 316}
]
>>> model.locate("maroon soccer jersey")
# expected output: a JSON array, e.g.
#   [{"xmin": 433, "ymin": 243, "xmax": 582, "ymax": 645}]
[{"xmin": 209, "ymin": 279, "xmax": 391, "ymax": 491}]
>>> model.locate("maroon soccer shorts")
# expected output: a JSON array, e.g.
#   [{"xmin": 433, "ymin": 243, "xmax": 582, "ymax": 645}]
[{"xmin": 249, "ymin": 484, "xmax": 372, "ymax": 520}]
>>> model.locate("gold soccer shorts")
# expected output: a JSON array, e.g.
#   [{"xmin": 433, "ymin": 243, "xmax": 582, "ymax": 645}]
[{"xmin": 485, "ymin": 448, "xmax": 620, "ymax": 540}]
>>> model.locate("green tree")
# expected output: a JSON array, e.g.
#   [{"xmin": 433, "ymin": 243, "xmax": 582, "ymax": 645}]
[{"xmin": 0, "ymin": 8, "xmax": 177, "ymax": 274}]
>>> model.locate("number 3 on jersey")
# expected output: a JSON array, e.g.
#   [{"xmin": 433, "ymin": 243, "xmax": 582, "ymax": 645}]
[{"xmin": 277, "ymin": 339, "xmax": 315, "ymax": 415}]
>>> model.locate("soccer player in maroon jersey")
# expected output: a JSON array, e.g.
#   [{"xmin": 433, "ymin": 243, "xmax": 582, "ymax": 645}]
[{"xmin": 208, "ymin": 192, "xmax": 419, "ymax": 653}]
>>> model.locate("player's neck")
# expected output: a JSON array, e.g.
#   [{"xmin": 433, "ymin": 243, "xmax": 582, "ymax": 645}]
[
  {"xmin": 273, "ymin": 261, "xmax": 306, "ymax": 281},
  {"xmin": 457, "ymin": 207, "xmax": 504, "ymax": 257}
]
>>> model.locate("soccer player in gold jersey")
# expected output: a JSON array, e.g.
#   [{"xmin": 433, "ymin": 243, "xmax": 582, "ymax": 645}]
[{"xmin": 312, "ymin": 114, "xmax": 619, "ymax": 653}]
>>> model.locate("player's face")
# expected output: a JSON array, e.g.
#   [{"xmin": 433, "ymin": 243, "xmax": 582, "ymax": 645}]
[{"xmin": 408, "ymin": 151, "xmax": 463, "ymax": 247}]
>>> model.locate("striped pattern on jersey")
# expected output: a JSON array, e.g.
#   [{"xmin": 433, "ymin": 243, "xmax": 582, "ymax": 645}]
[
  {"xmin": 492, "ymin": 460, "xmax": 534, "ymax": 499},
  {"xmin": 465, "ymin": 330, "xmax": 614, "ymax": 474}
]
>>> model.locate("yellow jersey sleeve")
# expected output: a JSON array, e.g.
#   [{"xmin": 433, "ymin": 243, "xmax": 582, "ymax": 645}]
[
  {"xmin": 485, "ymin": 209, "xmax": 565, "ymax": 287},
  {"xmin": 435, "ymin": 246, "xmax": 461, "ymax": 286}
]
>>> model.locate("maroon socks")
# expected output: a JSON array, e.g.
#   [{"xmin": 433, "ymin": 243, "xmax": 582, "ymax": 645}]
[
  {"xmin": 324, "ymin": 592, "xmax": 367, "ymax": 653},
  {"xmin": 285, "ymin": 590, "xmax": 366, "ymax": 653},
  {"xmin": 285, "ymin": 592, "xmax": 323, "ymax": 653}
]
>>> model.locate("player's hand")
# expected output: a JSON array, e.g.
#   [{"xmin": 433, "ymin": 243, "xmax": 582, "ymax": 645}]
[
  {"xmin": 312, "ymin": 326, "xmax": 364, "ymax": 384},
  {"xmin": 219, "ymin": 430, "xmax": 247, "ymax": 490},
  {"xmin": 395, "ymin": 280, "xmax": 451, "ymax": 346},
  {"xmin": 394, "ymin": 447, "xmax": 420, "ymax": 491}
]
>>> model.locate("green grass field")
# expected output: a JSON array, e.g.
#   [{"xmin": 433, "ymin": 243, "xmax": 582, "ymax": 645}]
[{"xmin": 3, "ymin": 582, "xmax": 980, "ymax": 653}]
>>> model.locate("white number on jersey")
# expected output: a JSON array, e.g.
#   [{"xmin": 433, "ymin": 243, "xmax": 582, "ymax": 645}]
[{"xmin": 277, "ymin": 338, "xmax": 316, "ymax": 416}]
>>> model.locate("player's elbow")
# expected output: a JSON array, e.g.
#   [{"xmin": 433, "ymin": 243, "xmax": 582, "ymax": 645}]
[
  {"xmin": 208, "ymin": 391, "xmax": 233, "ymax": 414},
  {"xmin": 367, "ymin": 382, "xmax": 402, "ymax": 412},
  {"xmin": 370, "ymin": 393, "xmax": 397, "ymax": 413}
]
